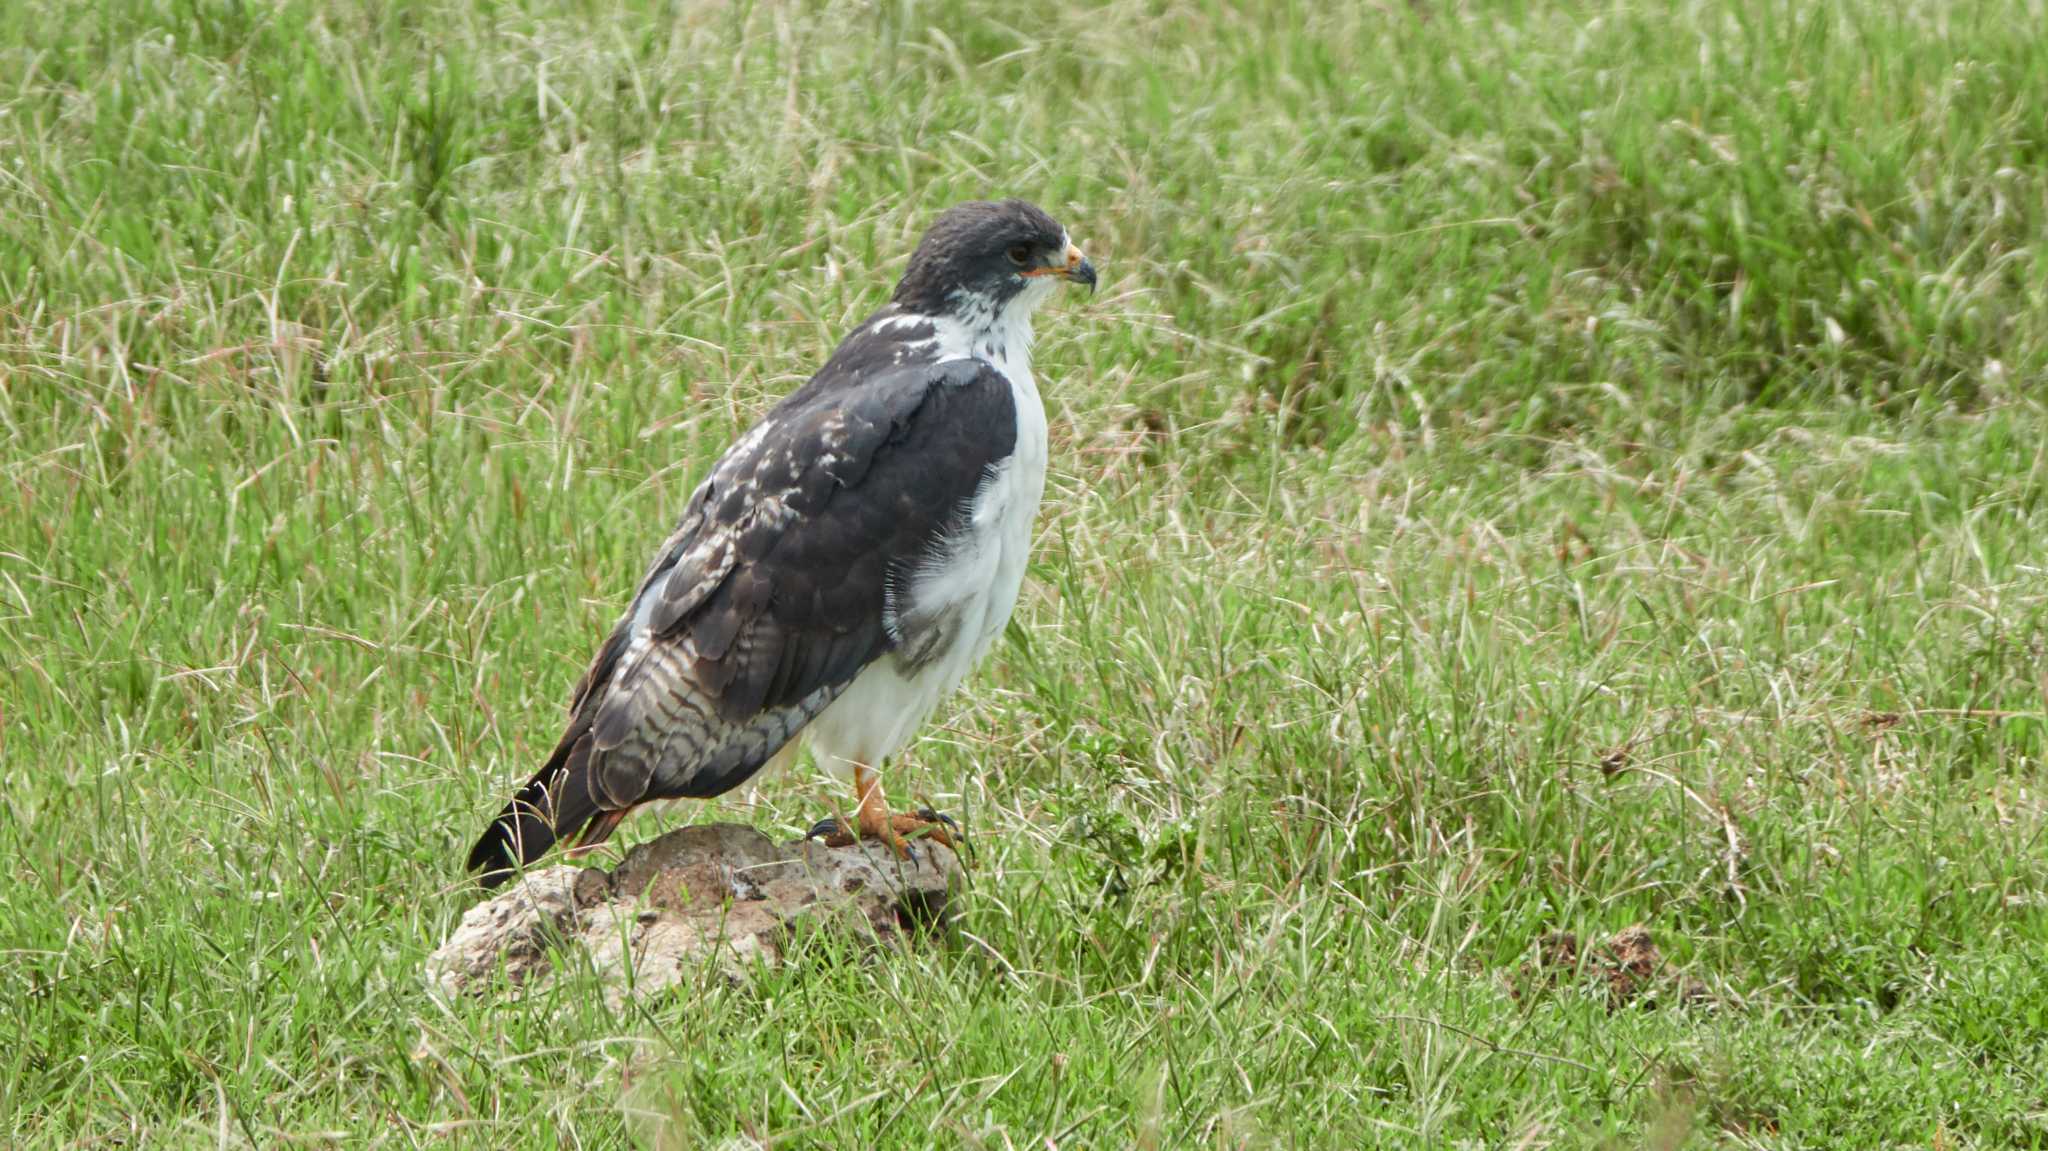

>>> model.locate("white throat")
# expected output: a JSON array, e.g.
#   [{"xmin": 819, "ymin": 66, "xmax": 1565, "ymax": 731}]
[{"xmin": 926, "ymin": 275, "xmax": 1052, "ymax": 380}]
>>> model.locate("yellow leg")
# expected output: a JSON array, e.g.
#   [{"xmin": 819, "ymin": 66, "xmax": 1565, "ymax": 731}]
[{"xmin": 808, "ymin": 762, "xmax": 960, "ymax": 858}]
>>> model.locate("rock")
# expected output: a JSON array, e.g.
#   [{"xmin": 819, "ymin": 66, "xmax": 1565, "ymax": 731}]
[{"xmin": 427, "ymin": 823, "xmax": 964, "ymax": 1002}]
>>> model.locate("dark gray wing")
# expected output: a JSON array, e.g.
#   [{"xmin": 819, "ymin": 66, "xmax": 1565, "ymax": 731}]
[{"xmin": 468, "ymin": 355, "xmax": 1017, "ymax": 884}]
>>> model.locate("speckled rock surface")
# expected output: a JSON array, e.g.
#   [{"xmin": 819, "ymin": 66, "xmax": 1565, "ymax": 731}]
[{"xmin": 427, "ymin": 823, "xmax": 963, "ymax": 1002}]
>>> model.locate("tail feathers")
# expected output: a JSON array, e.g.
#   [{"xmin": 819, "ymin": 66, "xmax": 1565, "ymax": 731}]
[
  {"xmin": 468, "ymin": 731, "xmax": 600, "ymax": 889},
  {"xmin": 570, "ymin": 808, "xmax": 631, "ymax": 855}
]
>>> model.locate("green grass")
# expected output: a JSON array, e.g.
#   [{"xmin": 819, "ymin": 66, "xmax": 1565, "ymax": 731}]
[{"xmin": 4, "ymin": 0, "xmax": 2047, "ymax": 1144}]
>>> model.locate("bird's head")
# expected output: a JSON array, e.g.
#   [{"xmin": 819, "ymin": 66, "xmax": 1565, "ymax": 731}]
[{"xmin": 891, "ymin": 199, "xmax": 1096, "ymax": 325}]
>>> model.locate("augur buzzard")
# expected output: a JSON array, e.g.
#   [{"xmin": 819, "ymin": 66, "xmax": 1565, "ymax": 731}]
[{"xmin": 468, "ymin": 199, "xmax": 1096, "ymax": 886}]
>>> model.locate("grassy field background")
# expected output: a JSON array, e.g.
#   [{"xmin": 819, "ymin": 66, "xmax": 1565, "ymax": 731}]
[{"xmin": 5, "ymin": 0, "xmax": 2048, "ymax": 1145}]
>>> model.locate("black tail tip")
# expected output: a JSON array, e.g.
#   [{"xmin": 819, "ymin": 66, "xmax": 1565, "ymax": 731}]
[
  {"xmin": 465, "ymin": 838, "xmax": 517, "ymax": 890},
  {"xmin": 466, "ymin": 818, "xmax": 550, "ymax": 890},
  {"xmin": 472, "ymin": 859, "xmax": 518, "ymax": 890}
]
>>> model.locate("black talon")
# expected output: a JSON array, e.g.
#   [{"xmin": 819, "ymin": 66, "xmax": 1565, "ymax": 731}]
[
  {"xmin": 913, "ymin": 807, "xmax": 974, "ymax": 865},
  {"xmin": 806, "ymin": 816, "xmax": 843, "ymax": 841}
]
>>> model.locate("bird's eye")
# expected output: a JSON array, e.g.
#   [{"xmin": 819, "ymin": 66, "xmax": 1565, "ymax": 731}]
[{"xmin": 1006, "ymin": 244, "xmax": 1032, "ymax": 266}]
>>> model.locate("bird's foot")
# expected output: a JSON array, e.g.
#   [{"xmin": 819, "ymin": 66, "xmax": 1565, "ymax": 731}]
[{"xmin": 806, "ymin": 806, "xmax": 964, "ymax": 864}]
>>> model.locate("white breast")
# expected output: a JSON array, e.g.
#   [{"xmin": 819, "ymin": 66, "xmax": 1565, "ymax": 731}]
[{"xmin": 804, "ymin": 298, "xmax": 1050, "ymax": 771}]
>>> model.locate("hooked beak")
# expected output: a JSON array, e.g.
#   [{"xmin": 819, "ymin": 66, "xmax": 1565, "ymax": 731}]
[
  {"xmin": 1060, "ymin": 241, "xmax": 1098, "ymax": 294},
  {"xmin": 1025, "ymin": 241, "xmax": 1097, "ymax": 293}
]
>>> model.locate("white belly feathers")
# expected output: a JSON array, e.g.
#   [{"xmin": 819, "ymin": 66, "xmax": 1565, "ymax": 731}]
[{"xmin": 803, "ymin": 304, "xmax": 1050, "ymax": 772}]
